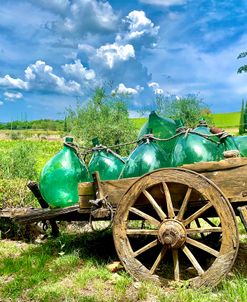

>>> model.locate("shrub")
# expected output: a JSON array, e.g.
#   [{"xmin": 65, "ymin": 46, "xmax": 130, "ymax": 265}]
[{"xmin": 0, "ymin": 178, "xmax": 38, "ymax": 208}]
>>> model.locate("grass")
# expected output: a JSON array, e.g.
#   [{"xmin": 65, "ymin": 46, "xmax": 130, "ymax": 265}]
[
  {"xmin": 131, "ymin": 112, "xmax": 242, "ymax": 133},
  {"xmin": 211, "ymin": 112, "xmax": 241, "ymax": 128},
  {"xmin": 0, "ymin": 226, "xmax": 247, "ymax": 302}
]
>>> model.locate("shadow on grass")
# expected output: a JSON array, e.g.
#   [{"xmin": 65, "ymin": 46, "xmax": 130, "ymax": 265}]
[{"xmin": 0, "ymin": 229, "xmax": 118, "ymax": 300}]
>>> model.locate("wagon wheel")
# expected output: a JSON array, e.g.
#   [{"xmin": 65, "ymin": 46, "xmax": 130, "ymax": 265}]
[{"xmin": 113, "ymin": 168, "xmax": 239, "ymax": 288}]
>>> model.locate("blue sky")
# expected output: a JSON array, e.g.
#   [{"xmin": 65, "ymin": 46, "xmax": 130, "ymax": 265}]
[{"xmin": 0, "ymin": 0, "xmax": 246, "ymax": 121}]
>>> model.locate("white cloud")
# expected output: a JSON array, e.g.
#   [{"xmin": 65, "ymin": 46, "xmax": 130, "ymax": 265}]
[
  {"xmin": 125, "ymin": 10, "xmax": 159, "ymax": 40},
  {"xmin": 0, "ymin": 75, "xmax": 28, "ymax": 90},
  {"xmin": 62, "ymin": 59, "xmax": 96, "ymax": 81},
  {"xmin": 4, "ymin": 91, "xmax": 23, "ymax": 101},
  {"xmin": 0, "ymin": 101, "xmax": 3, "ymax": 106},
  {"xmin": 96, "ymin": 43, "xmax": 135, "ymax": 68},
  {"xmin": 139, "ymin": 0, "xmax": 186, "ymax": 6},
  {"xmin": 50, "ymin": 0, "xmax": 119, "ymax": 37},
  {"xmin": 112, "ymin": 83, "xmax": 143, "ymax": 95},
  {"xmin": 24, "ymin": 60, "xmax": 81, "ymax": 95},
  {"xmin": 148, "ymin": 82, "xmax": 164, "ymax": 94}
]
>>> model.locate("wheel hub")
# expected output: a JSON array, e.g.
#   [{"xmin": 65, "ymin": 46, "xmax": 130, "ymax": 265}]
[{"xmin": 158, "ymin": 219, "xmax": 186, "ymax": 248}]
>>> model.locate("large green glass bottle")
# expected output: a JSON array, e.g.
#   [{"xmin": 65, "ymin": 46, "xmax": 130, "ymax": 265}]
[
  {"xmin": 233, "ymin": 136, "xmax": 247, "ymax": 156},
  {"xmin": 138, "ymin": 111, "xmax": 178, "ymax": 156},
  {"xmin": 39, "ymin": 137, "xmax": 89, "ymax": 208},
  {"xmin": 171, "ymin": 122, "xmax": 224, "ymax": 167},
  {"xmin": 121, "ymin": 133, "xmax": 170, "ymax": 178},
  {"xmin": 88, "ymin": 138, "xmax": 125, "ymax": 181}
]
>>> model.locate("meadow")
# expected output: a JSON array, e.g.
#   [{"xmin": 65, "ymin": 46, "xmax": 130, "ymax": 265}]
[
  {"xmin": 0, "ymin": 111, "xmax": 246, "ymax": 302},
  {"xmin": 131, "ymin": 112, "xmax": 241, "ymax": 133}
]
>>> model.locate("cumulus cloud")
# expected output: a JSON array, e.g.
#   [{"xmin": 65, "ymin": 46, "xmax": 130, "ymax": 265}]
[
  {"xmin": 112, "ymin": 83, "xmax": 143, "ymax": 95},
  {"xmin": 139, "ymin": 0, "xmax": 186, "ymax": 6},
  {"xmin": 124, "ymin": 10, "xmax": 159, "ymax": 40},
  {"xmin": 116, "ymin": 10, "xmax": 159, "ymax": 49},
  {"xmin": 148, "ymin": 82, "xmax": 164, "ymax": 94},
  {"xmin": 62, "ymin": 59, "xmax": 96, "ymax": 82},
  {"xmin": 0, "ymin": 75, "xmax": 28, "ymax": 90},
  {"xmin": 0, "ymin": 101, "xmax": 3, "ymax": 106},
  {"xmin": 4, "ymin": 91, "xmax": 23, "ymax": 101},
  {"xmin": 24, "ymin": 60, "xmax": 81, "ymax": 94},
  {"xmin": 0, "ymin": 60, "xmax": 83, "ymax": 97},
  {"xmin": 48, "ymin": 0, "xmax": 119, "ymax": 37},
  {"xmin": 96, "ymin": 43, "xmax": 135, "ymax": 68}
]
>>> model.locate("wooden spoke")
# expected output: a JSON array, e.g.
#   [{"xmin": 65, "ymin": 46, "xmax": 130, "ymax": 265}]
[
  {"xmin": 182, "ymin": 245, "xmax": 204, "ymax": 276},
  {"xmin": 126, "ymin": 229, "xmax": 158, "ymax": 236},
  {"xmin": 133, "ymin": 239, "xmax": 159, "ymax": 257},
  {"xmin": 172, "ymin": 249, "xmax": 180, "ymax": 281},
  {"xmin": 162, "ymin": 182, "xmax": 175, "ymax": 218},
  {"xmin": 202, "ymin": 217, "xmax": 219, "ymax": 227},
  {"xmin": 186, "ymin": 237, "xmax": 219, "ymax": 257},
  {"xmin": 195, "ymin": 218, "xmax": 205, "ymax": 239},
  {"xmin": 177, "ymin": 187, "xmax": 192, "ymax": 221},
  {"xmin": 187, "ymin": 227, "xmax": 222, "ymax": 234},
  {"xmin": 129, "ymin": 207, "xmax": 160, "ymax": 227},
  {"xmin": 150, "ymin": 246, "xmax": 167, "ymax": 274},
  {"xmin": 183, "ymin": 202, "xmax": 212, "ymax": 226},
  {"xmin": 143, "ymin": 189, "xmax": 167, "ymax": 221}
]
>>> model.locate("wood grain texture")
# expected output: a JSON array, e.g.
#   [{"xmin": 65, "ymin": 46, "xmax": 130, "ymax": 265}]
[{"xmin": 113, "ymin": 168, "xmax": 239, "ymax": 288}]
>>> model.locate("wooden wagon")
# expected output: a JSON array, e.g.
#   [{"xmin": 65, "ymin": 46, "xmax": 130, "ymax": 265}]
[{"xmin": 1, "ymin": 157, "xmax": 247, "ymax": 288}]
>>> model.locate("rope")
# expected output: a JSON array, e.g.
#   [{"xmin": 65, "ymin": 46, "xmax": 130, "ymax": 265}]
[{"xmin": 78, "ymin": 128, "xmax": 232, "ymax": 155}]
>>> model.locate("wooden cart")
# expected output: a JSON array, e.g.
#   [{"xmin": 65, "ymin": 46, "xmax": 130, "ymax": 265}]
[{"xmin": 2, "ymin": 157, "xmax": 247, "ymax": 288}]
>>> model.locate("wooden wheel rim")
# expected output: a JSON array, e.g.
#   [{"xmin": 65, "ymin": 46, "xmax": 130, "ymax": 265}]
[{"xmin": 113, "ymin": 168, "xmax": 239, "ymax": 288}]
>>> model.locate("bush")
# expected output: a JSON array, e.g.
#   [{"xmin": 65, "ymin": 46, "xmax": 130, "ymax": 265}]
[
  {"xmin": 155, "ymin": 94, "xmax": 212, "ymax": 127},
  {"xmin": 0, "ymin": 142, "xmax": 38, "ymax": 180},
  {"xmin": 0, "ymin": 178, "xmax": 38, "ymax": 208},
  {"xmin": 66, "ymin": 87, "xmax": 137, "ymax": 155}
]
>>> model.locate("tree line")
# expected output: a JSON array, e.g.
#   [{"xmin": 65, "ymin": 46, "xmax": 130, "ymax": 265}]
[{"xmin": 0, "ymin": 119, "xmax": 65, "ymax": 131}]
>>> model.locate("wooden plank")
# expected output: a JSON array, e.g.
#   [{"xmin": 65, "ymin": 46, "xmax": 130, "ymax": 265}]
[
  {"xmin": 9, "ymin": 205, "xmax": 79, "ymax": 223},
  {"xmin": 78, "ymin": 177, "xmax": 137, "ymax": 207},
  {"xmin": 78, "ymin": 158, "xmax": 247, "ymax": 210},
  {"xmin": 202, "ymin": 165, "xmax": 247, "ymax": 200},
  {"xmin": 182, "ymin": 157, "xmax": 247, "ymax": 172}
]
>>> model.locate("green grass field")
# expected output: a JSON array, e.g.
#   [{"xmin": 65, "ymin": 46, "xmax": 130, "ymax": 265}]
[
  {"xmin": 211, "ymin": 112, "xmax": 241, "ymax": 128},
  {"xmin": 132, "ymin": 112, "xmax": 241, "ymax": 134},
  {"xmin": 0, "ymin": 228, "xmax": 247, "ymax": 302}
]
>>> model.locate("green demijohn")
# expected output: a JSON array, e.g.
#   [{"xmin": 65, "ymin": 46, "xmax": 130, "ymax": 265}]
[
  {"xmin": 233, "ymin": 136, "xmax": 247, "ymax": 156},
  {"xmin": 137, "ymin": 111, "xmax": 178, "ymax": 156},
  {"xmin": 121, "ymin": 130, "xmax": 170, "ymax": 178},
  {"xmin": 171, "ymin": 120, "xmax": 224, "ymax": 167},
  {"xmin": 39, "ymin": 137, "xmax": 89, "ymax": 208},
  {"xmin": 88, "ymin": 138, "xmax": 125, "ymax": 181}
]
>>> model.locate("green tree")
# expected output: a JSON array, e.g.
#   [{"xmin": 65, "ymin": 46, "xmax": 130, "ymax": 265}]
[
  {"xmin": 239, "ymin": 99, "xmax": 245, "ymax": 135},
  {"xmin": 155, "ymin": 94, "xmax": 212, "ymax": 127},
  {"xmin": 66, "ymin": 86, "xmax": 137, "ymax": 154},
  {"xmin": 237, "ymin": 51, "xmax": 247, "ymax": 73}
]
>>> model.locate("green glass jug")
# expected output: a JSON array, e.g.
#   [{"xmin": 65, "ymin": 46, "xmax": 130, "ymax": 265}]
[
  {"xmin": 88, "ymin": 138, "xmax": 125, "ymax": 181},
  {"xmin": 233, "ymin": 136, "xmax": 247, "ymax": 156},
  {"xmin": 138, "ymin": 111, "xmax": 178, "ymax": 156},
  {"xmin": 39, "ymin": 137, "xmax": 89, "ymax": 208},
  {"xmin": 172, "ymin": 122, "xmax": 224, "ymax": 167},
  {"xmin": 121, "ymin": 133, "xmax": 170, "ymax": 178}
]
